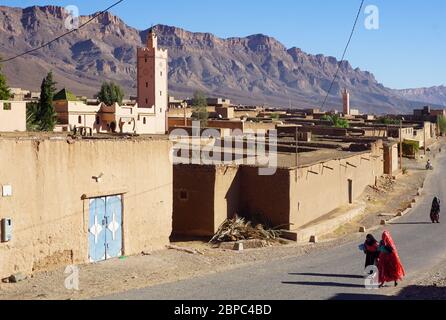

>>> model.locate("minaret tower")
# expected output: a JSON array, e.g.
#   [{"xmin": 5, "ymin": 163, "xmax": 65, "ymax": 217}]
[
  {"xmin": 137, "ymin": 28, "xmax": 168, "ymax": 112},
  {"xmin": 342, "ymin": 88, "xmax": 350, "ymax": 116}
]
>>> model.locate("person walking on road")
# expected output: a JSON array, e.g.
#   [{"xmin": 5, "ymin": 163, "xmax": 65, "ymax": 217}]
[
  {"xmin": 430, "ymin": 197, "xmax": 441, "ymax": 223},
  {"xmin": 378, "ymin": 231, "xmax": 405, "ymax": 288},
  {"xmin": 363, "ymin": 234, "xmax": 379, "ymax": 269}
]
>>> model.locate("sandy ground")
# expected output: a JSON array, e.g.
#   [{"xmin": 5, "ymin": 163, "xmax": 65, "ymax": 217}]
[{"xmin": 0, "ymin": 155, "xmax": 437, "ymax": 300}]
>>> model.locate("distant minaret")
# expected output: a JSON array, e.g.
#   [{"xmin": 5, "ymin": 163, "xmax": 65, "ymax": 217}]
[
  {"xmin": 137, "ymin": 28, "xmax": 168, "ymax": 110},
  {"xmin": 342, "ymin": 88, "xmax": 350, "ymax": 115}
]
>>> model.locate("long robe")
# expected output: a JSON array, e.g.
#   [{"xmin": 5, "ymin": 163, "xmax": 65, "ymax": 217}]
[
  {"xmin": 431, "ymin": 198, "xmax": 441, "ymax": 223},
  {"xmin": 364, "ymin": 241, "xmax": 379, "ymax": 268},
  {"xmin": 378, "ymin": 231, "xmax": 405, "ymax": 283}
]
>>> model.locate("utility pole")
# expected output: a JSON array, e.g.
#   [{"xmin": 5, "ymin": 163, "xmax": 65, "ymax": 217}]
[
  {"xmin": 295, "ymin": 126, "xmax": 299, "ymax": 181},
  {"xmin": 400, "ymin": 119, "xmax": 403, "ymax": 171},
  {"xmin": 295, "ymin": 127, "xmax": 299, "ymax": 166}
]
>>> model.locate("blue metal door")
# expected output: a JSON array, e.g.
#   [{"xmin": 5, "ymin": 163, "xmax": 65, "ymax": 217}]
[
  {"xmin": 104, "ymin": 195, "xmax": 123, "ymax": 259},
  {"xmin": 88, "ymin": 195, "xmax": 123, "ymax": 262},
  {"xmin": 88, "ymin": 198, "xmax": 106, "ymax": 263}
]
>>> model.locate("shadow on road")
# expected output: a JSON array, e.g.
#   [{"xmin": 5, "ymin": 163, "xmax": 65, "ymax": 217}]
[
  {"xmin": 390, "ymin": 222, "xmax": 433, "ymax": 225},
  {"xmin": 331, "ymin": 285, "xmax": 446, "ymax": 300},
  {"xmin": 329, "ymin": 293, "xmax": 392, "ymax": 300},
  {"xmin": 289, "ymin": 273, "xmax": 364, "ymax": 279},
  {"xmin": 397, "ymin": 285, "xmax": 446, "ymax": 300},
  {"xmin": 282, "ymin": 281, "xmax": 364, "ymax": 288}
]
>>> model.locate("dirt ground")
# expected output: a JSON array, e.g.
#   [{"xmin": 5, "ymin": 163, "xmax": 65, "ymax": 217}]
[
  {"xmin": 0, "ymin": 240, "xmax": 344, "ymax": 300},
  {"xmin": 0, "ymin": 154, "xmax": 437, "ymax": 300}
]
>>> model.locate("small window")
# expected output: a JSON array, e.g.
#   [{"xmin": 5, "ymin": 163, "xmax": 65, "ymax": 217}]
[
  {"xmin": 160, "ymin": 71, "xmax": 163, "ymax": 76},
  {"xmin": 145, "ymin": 57, "xmax": 148, "ymax": 63},
  {"xmin": 96, "ymin": 116, "xmax": 100, "ymax": 125},
  {"xmin": 160, "ymin": 108, "xmax": 162, "ymax": 113},
  {"xmin": 160, "ymin": 91, "xmax": 162, "ymax": 96},
  {"xmin": 3, "ymin": 102, "xmax": 11, "ymax": 110},
  {"xmin": 179, "ymin": 190, "xmax": 188, "ymax": 201},
  {"xmin": 78, "ymin": 116, "xmax": 82, "ymax": 124},
  {"xmin": 146, "ymin": 82, "xmax": 148, "ymax": 88},
  {"xmin": 143, "ymin": 117, "xmax": 146, "ymax": 125},
  {"xmin": 145, "ymin": 98, "xmax": 148, "ymax": 104}
]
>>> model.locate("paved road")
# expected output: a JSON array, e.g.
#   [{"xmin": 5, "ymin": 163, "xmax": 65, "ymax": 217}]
[{"xmin": 104, "ymin": 149, "xmax": 446, "ymax": 300}]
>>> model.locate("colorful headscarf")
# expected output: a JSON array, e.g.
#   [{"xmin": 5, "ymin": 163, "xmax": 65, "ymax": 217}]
[{"xmin": 382, "ymin": 231, "xmax": 397, "ymax": 253}]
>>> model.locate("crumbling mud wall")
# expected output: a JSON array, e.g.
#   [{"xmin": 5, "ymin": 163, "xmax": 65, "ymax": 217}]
[{"xmin": 289, "ymin": 149, "xmax": 384, "ymax": 229}]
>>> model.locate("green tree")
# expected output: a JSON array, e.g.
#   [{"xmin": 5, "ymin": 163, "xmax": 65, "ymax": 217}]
[
  {"xmin": 97, "ymin": 81, "xmax": 124, "ymax": 106},
  {"xmin": 377, "ymin": 117, "xmax": 400, "ymax": 125},
  {"xmin": 36, "ymin": 71, "xmax": 58, "ymax": 131},
  {"xmin": 0, "ymin": 57, "xmax": 11, "ymax": 100},
  {"xmin": 191, "ymin": 91, "xmax": 209, "ymax": 127},
  {"xmin": 321, "ymin": 114, "xmax": 349, "ymax": 129},
  {"xmin": 270, "ymin": 113, "xmax": 280, "ymax": 120},
  {"xmin": 437, "ymin": 115, "xmax": 446, "ymax": 135},
  {"xmin": 26, "ymin": 101, "xmax": 40, "ymax": 131}
]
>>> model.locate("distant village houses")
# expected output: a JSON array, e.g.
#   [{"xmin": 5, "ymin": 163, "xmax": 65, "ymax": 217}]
[{"xmin": 1, "ymin": 25, "xmax": 446, "ymax": 282}]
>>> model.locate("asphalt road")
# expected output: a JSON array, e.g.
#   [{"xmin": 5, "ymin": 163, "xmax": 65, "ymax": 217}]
[{"xmin": 103, "ymin": 150, "xmax": 446, "ymax": 300}]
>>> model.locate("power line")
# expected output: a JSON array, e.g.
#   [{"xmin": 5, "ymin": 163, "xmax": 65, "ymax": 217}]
[
  {"xmin": 0, "ymin": 0, "xmax": 125, "ymax": 63},
  {"xmin": 320, "ymin": 0, "xmax": 365, "ymax": 111}
]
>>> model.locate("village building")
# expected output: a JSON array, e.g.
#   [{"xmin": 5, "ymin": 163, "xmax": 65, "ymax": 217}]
[
  {"xmin": 172, "ymin": 135, "xmax": 385, "ymax": 239},
  {"xmin": 168, "ymin": 96, "xmax": 188, "ymax": 109},
  {"xmin": 53, "ymin": 29, "xmax": 168, "ymax": 135},
  {"xmin": 8, "ymin": 88, "xmax": 27, "ymax": 101},
  {"xmin": 0, "ymin": 135, "xmax": 172, "ymax": 279},
  {"xmin": 0, "ymin": 100, "xmax": 26, "ymax": 132},
  {"xmin": 8, "ymin": 88, "xmax": 40, "ymax": 102}
]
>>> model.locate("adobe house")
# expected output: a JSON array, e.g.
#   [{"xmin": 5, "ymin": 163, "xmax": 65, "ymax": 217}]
[
  {"xmin": 53, "ymin": 92, "xmax": 165, "ymax": 135},
  {"xmin": 172, "ymin": 138, "xmax": 384, "ymax": 238},
  {"xmin": 0, "ymin": 100, "xmax": 26, "ymax": 132},
  {"xmin": 0, "ymin": 136, "xmax": 173, "ymax": 279}
]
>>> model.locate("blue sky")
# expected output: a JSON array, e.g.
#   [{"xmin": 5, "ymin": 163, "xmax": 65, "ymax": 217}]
[{"xmin": 2, "ymin": 0, "xmax": 445, "ymax": 89}]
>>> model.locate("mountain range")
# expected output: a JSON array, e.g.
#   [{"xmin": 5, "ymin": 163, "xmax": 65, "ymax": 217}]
[
  {"xmin": 0, "ymin": 5, "xmax": 444, "ymax": 114},
  {"xmin": 396, "ymin": 86, "xmax": 446, "ymax": 107}
]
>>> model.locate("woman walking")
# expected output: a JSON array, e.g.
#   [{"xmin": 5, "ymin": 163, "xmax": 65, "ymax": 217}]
[
  {"xmin": 377, "ymin": 231, "xmax": 405, "ymax": 288},
  {"xmin": 363, "ymin": 234, "xmax": 379, "ymax": 269},
  {"xmin": 430, "ymin": 197, "xmax": 441, "ymax": 224}
]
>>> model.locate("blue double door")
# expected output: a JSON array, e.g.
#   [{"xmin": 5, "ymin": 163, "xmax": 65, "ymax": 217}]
[{"xmin": 88, "ymin": 195, "xmax": 123, "ymax": 263}]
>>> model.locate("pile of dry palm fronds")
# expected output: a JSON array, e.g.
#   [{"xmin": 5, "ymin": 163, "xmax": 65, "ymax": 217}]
[{"xmin": 210, "ymin": 216, "xmax": 284, "ymax": 244}]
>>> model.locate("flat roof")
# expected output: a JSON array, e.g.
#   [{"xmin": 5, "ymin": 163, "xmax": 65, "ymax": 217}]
[
  {"xmin": 172, "ymin": 143, "xmax": 372, "ymax": 170},
  {"xmin": 275, "ymin": 149, "xmax": 371, "ymax": 169},
  {"xmin": 0, "ymin": 132, "xmax": 170, "ymax": 141}
]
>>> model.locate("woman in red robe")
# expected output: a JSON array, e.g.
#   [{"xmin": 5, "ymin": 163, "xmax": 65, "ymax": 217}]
[{"xmin": 377, "ymin": 231, "xmax": 405, "ymax": 288}]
